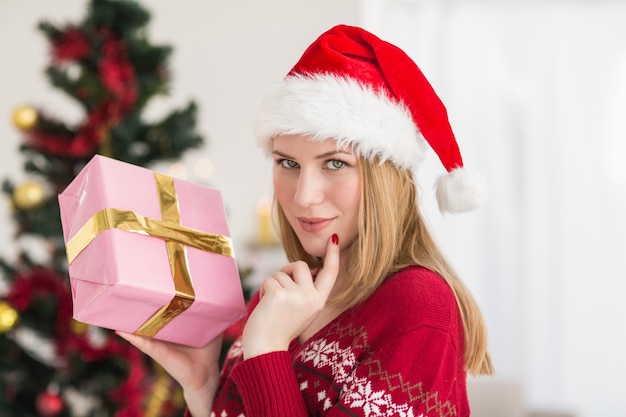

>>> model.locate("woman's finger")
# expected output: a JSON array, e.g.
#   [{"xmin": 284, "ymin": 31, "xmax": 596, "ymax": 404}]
[
  {"xmin": 116, "ymin": 331, "xmax": 151, "ymax": 351},
  {"xmin": 116, "ymin": 331, "xmax": 167, "ymax": 362},
  {"xmin": 279, "ymin": 261, "xmax": 314, "ymax": 285},
  {"xmin": 314, "ymin": 234, "xmax": 340, "ymax": 298},
  {"xmin": 271, "ymin": 270, "xmax": 298, "ymax": 287},
  {"xmin": 259, "ymin": 273, "xmax": 285, "ymax": 300}
]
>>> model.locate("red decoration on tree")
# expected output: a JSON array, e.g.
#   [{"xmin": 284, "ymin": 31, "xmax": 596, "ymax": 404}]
[
  {"xmin": 99, "ymin": 29, "xmax": 138, "ymax": 117},
  {"xmin": 36, "ymin": 390, "xmax": 64, "ymax": 417},
  {"xmin": 25, "ymin": 27, "xmax": 138, "ymax": 159},
  {"xmin": 52, "ymin": 27, "xmax": 91, "ymax": 61},
  {"xmin": 5, "ymin": 268, "xmax": 69, "ymax": 313},
  {"xmin": 109, "ymin": 348, "xmax": 149, "ymax": 417},
  {"xmin": 24, "ymin": 128, "xmax": 96, "ymax": 159}
]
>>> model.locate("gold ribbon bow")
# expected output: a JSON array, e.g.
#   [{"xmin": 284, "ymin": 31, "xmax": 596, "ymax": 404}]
[{"xmin": 66, "ymin": 173, "xmax": 234, "ymax": 337}]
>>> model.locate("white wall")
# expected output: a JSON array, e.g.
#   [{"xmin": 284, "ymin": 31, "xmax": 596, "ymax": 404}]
[{"xmin": 0, "ymin": 0, "xmax": 360, "ymax": 260}]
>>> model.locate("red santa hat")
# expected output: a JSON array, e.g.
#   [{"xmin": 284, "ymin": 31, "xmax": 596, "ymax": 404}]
[{"xmin": 255, "ymin": 24, "xmax": 486, "ymax": 213}]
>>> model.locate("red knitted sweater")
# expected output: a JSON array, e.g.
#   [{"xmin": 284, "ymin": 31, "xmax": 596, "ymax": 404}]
[{"xmin": 189, "ymin": 265, "xmax": 469, "ymax": 417}]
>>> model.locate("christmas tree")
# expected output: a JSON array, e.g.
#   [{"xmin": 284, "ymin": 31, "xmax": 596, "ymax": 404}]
[{"xmin": 0, "ymin": 0, "xmax": 204, "ymax": 415}]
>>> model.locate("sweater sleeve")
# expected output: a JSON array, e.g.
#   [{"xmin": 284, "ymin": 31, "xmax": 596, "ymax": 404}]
[{"xmin": 230, "ymin": 351, "xmax": 309, "ymax": 417}]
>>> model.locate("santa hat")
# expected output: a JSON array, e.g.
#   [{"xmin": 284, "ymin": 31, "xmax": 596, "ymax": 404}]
[{"xmin": 255, "ymin": 24, "xmax": 486, "ymax": 213}]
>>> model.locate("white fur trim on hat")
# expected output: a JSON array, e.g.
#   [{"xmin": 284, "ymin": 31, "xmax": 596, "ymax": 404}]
[
  {"xmin": 254, "ymin": 73, "xmax": 427, "ymax": 171},
  {"xmin": 435, "ymin": 167, "xmax": 487, "ymax": 213}
]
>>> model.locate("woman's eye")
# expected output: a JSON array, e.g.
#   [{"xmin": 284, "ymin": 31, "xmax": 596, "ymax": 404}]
[
  {"xmin": 279, "ymin": 159, "xmax": 298, "ymax": 168},
  {"xmin": 326, "ymin": 159, "xmax": 346, "ymax": 170}
]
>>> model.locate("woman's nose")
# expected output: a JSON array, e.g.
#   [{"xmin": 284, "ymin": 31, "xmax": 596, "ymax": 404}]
[{"xmin": 293, "ymin": 169, "xmax": 324, "ymax": 207}]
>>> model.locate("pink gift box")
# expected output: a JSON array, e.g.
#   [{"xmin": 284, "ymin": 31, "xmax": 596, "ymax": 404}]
[{"xmin": 58, "ymin": 155, "xmax": 246, "ymax": 347}]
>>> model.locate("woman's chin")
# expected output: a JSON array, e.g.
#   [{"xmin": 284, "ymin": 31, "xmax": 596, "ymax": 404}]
[
  {"xmin": 298, "ymin": 237, "xmax": 328, "ymax": 258},
  {"xmin": 302, "ymin": 245, "xmax": 326, "ymax": 259}
]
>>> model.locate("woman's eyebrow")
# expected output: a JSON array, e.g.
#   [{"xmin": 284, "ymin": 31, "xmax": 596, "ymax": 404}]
[
  {"xmin": 271, "ymin": 150, "xmax": 292, "ymax": 159},
  {"xmin": 271, "ymin": 149, "xmax": 353, "ymax": 160},
  {"xmin": 314, "ymin": 150, "xmax": 353, "ymax": 160}
]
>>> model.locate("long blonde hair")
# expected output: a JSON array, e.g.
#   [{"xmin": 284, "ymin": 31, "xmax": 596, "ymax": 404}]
[{"xmin": 275, "ymin": 157, "xmax": 494, "ymax": 376}]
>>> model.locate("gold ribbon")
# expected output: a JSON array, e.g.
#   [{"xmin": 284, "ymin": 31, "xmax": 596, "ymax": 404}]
[{"xmin": 66, "ymin": 172, "xmax": 234, "ymax": 337}]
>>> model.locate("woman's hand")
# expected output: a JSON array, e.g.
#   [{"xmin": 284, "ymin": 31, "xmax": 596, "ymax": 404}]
[
  {"xmin": 116, "ymin": 332, "xmax": 222, "ymax": 417},
  {"xmin": 242, "ymin": 234, "xmax": 340, "ymax": 359}
]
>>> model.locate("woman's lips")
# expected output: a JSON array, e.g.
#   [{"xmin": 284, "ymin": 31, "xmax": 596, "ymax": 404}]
[{"xmin": 297, "ymin": 217, "xmax": 334, "ymax": 233}]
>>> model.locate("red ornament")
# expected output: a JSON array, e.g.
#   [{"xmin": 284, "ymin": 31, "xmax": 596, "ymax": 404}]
[
  {"xmin": 36, "ymin": 390, "xmax": 64, "ymax": 417},
  {"xmin": 53, "ymin": 27, "xmax": 91, "ymax": 61},
  {"xmin": 98, "ymin": 30, "xmax": 138, "ymax": 117}
]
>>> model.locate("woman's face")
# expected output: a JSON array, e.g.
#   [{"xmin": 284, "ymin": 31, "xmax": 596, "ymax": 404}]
[{"xmin": 272, "ymin": 134, "xmax": 361, "ymax": 258}]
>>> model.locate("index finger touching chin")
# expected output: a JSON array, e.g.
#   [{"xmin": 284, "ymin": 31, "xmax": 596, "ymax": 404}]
[{"xmin": 314, "ymin": 234, "xmax": 341, "ymax": 296}]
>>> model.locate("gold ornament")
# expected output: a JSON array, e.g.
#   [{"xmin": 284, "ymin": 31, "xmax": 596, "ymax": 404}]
[
  {"xmin": 70, "ymin": 319, "xmax": 89, "ymax": 336},
  {"xmin": 0, "ymin": 301, "xmax": 19, "ymax": 333},
  {"xmin": 98, "ymin": 132, "xmax": 113, "ymax": 158},
  {"xmin": 11, "ymin": 105, "xmax": 38, "ymax": 132},
  {"xmin": 13, "ymin": 180, "xmax": 46, "ymax": 210},
  {"xmin": 144, "ymin": 363, "xmax": 171, "ymax": 417}
]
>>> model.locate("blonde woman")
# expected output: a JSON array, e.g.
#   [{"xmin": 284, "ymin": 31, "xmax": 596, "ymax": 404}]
[{"xmin": 120, "ymin": 24, "xmax": 493, "ymax": 417}]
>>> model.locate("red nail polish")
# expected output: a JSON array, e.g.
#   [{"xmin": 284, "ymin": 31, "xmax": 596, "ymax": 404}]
[{"xmin": 331, "ymin": 234, "xmax": 338, "ymax": 245}]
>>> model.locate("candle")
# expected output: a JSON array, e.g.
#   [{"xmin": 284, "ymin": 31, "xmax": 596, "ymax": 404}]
[{"xmin": 256, "ymin": 197, "xmax": 276, "ymax": 246}]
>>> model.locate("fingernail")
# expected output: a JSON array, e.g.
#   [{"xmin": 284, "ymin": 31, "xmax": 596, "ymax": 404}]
[{"xmin": 331, "ymin": 234, "xmax": 339, "ymax": 245}]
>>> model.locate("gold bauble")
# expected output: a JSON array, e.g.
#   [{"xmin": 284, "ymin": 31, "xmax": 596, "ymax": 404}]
[
  {"xmin": 11, "ymin": 105, "xmax": 38, "ymax": 132},
  {"xmin": 0, "ymin": 301, "xmax": 19, "ymax": 333},
  {"xmin": 13, "ymin": 180, "xmax": 46, "ymax": 210},
  {"xmin": 70, "ymin": 319, "xmax": 89, "ymax": 336}
]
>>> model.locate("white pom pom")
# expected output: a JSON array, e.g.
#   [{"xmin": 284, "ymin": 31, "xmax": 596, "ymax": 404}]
[{"xmin": 434, "ymin": 167, "xmax": 487, "ymax": 213}]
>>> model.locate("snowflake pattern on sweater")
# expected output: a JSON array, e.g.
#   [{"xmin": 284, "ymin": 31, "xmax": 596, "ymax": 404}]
[
  {"xmin": 297, "ymin": 338, "xmax": 421, "ymax": 416},
  {"xmin": 207, "ymin": 266, "xmax": 468, "ymax": 417}
]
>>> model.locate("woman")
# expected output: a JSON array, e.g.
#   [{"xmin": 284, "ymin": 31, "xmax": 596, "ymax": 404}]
[{"xmin": 119, "ymin": 24, "xmax": 494, "ymax": 417}]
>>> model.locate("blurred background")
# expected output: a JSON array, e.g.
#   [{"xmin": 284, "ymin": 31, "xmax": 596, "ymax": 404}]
[{"xmin": 1, "ymin": 0, "xmax": 624, "ymax": 416}]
